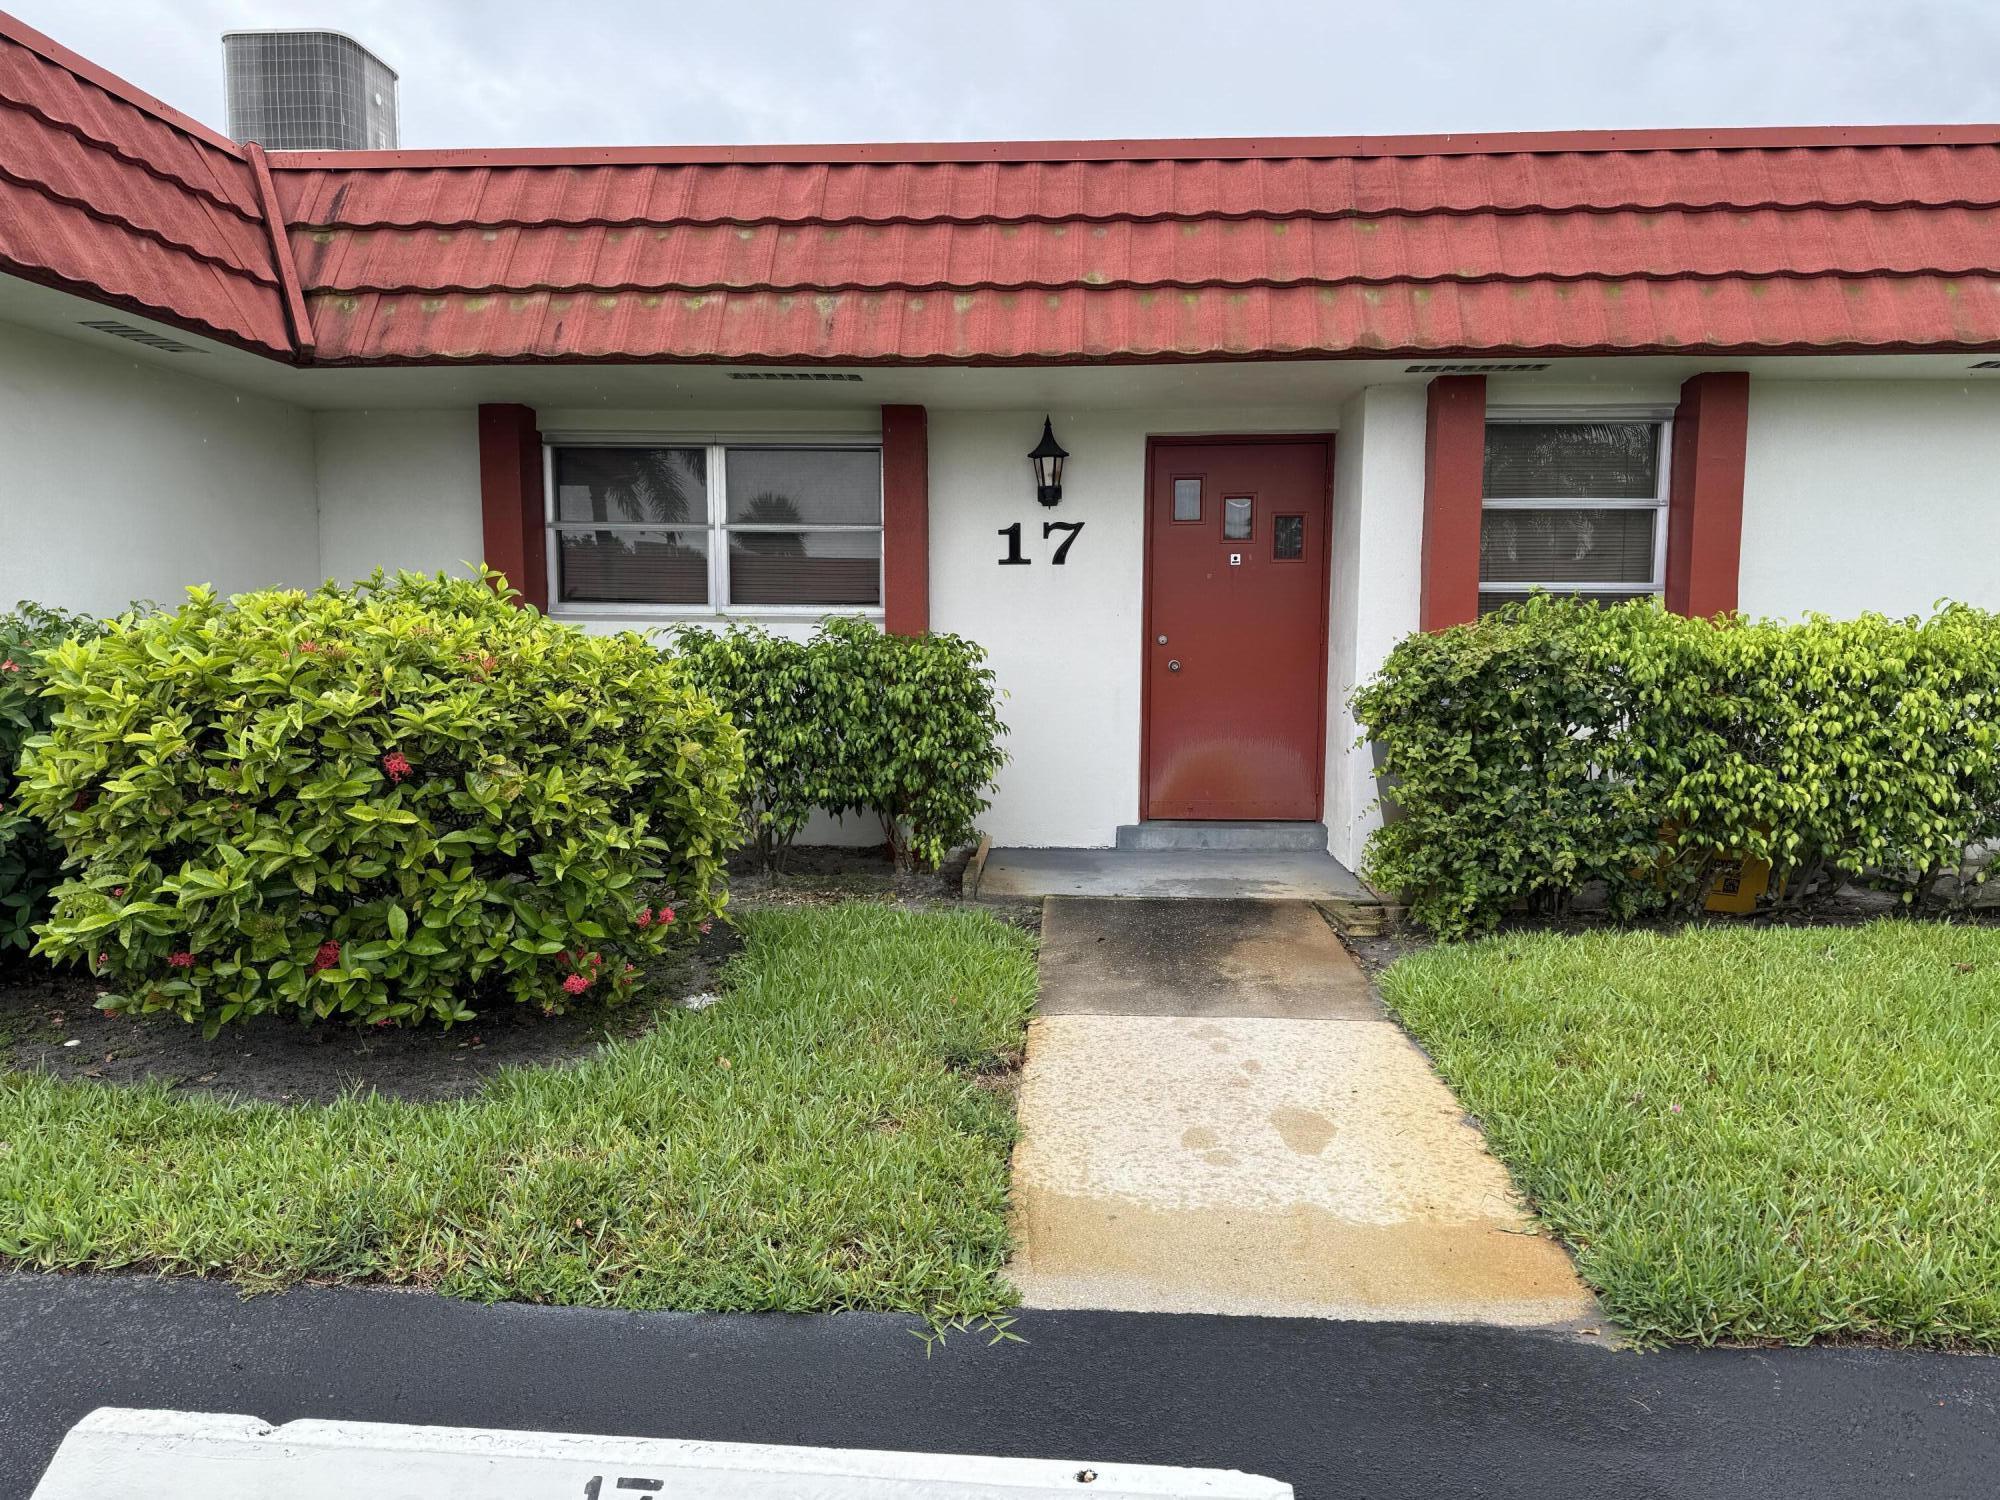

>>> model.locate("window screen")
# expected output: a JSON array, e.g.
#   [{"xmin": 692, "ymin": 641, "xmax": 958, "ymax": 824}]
[
  {"xmin": 723, "ymin": 448, "xmax": 882, "ymax": 607},
  {"xmin": 1477, "ymin": 419, "xmax": 1668, "ymax": 609},
  {"xmin": 1482, "ymin": 422, "xmax": 1660, "ymax": 499},
  {"xmin": 549, "ymin": 444, "xmax": 882, "ymax": 610}
]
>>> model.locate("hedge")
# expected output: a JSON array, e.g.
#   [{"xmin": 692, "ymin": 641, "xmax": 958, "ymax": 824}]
[
  {"xmin": 17, "ymin": 571, "xmax": 743, "ymax": 1028},
  {"xmin": 670, "ymin": 618, "xmax": 1007, "ymax": 871},
  {"xmin": 0, "ymin": 602, "xmax": 107, "ymax": 954},
  {"xmin": 1353, "ymin": 595, "xmax": 2000, "ymax": 937}
]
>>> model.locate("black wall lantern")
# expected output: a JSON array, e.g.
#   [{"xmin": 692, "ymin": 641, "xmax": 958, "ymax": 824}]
[{"xmin": 1029, "ymin": 416, "xmax": 1069, "ymax": 506}]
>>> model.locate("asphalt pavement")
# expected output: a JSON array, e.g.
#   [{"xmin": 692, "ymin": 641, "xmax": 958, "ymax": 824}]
[{"xmin": 4, "ymin": 1274, "xmax": 1997, "ymax": 1498}]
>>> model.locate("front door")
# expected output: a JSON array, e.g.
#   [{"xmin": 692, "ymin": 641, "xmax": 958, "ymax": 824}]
[{"xmin": 1143, "ymin": 437, "xmax": 1332, "ymax": 821}]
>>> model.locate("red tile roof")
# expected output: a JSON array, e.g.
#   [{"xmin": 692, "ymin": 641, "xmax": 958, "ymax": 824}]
[
  {"xmin": 0, "ymin": 15, "xmax": 295, "ymax": 354},
  {"xmin": 8, "ymin": 9, "xmax": 2000, "ymax": 367}
]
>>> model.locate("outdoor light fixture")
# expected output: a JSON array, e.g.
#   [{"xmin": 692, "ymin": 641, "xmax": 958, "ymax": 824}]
[{"xmin": 1029, "ymin": 416, "xmax": 1069, "ymax": 506}]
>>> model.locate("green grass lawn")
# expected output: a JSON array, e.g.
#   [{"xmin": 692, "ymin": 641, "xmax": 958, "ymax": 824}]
[
  {"xmin": 0, "ymin": 903, "xmax": 1038, "ymax": 1316},
  {"xmin": 1381, "ymin": 920, "xmax": 2000, "ymax": 1348}
]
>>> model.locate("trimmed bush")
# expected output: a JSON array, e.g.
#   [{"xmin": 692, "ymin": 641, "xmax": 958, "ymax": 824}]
[
  {"xmin": 18, "ymin": 571, "xmax": 743, "ymax": 1028},
  {"xmin": 668, "ymin": 618, "xmax": 1008, "ymax": 871},
  {"xmin": 816, "ymin": 618, "xmax": 1008, "ymax": 871},
  {"xmin": 1354, "ymin": 595, "xmax": 2000, "ymax": 937},
  {"xmin": 667, "ymin": 625, "xmax": 839, "ymax": 868},
  {"xmin": 0, "ymin": 603, "xmax": 106, "ymax": 954}
]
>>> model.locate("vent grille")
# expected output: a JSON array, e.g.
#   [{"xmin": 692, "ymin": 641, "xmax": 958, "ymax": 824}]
[
  {"xmin": 78, "ymin": 320, "xmax": 201, "ymax": 354},
  {"xmin": 1405, "ymin": 362, "xmax": 1552, "ymax": 374},
  {"xmin": 725, "ymin": 371, "xmax": 864, "ymax": 382}
]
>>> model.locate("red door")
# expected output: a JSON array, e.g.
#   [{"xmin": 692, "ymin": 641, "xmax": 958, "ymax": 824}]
[{"xmin": 1143, "ymin": 438, "xmax": 1332, "ymax": 821}]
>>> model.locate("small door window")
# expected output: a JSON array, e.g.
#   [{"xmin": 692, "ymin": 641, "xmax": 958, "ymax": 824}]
[
  {"xmin": 1274, "ymin": 514, "xmax": 1305, "ymax": 561},
  {"xmin": 1172, "ymin": 478, "xmax": 1202, "ymax": 522},
  {"xmin": 1222, "ymin": 497, "xmax": 1253, "ymax": 540}
]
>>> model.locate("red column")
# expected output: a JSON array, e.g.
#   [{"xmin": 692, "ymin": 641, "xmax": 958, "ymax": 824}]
[
  {"xmin": 1419, "ymin": 375, "xmax": 1487, "ymax": 631},
  {"xmin": 881, "ymin": 404, "xmax": 930, "ymax": 635},
  {"xmin": 1664, "ymin": 372, "xmax": 1750, "ymax": 617},
  {"xmin": 478, "ymin": 404, "xmax": 548, "ymax": 610}
]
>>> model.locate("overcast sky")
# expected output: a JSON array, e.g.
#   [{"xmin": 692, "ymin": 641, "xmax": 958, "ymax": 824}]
[{"xmin": 18, "ymin": 0, "xmax": 2000, "ymax": 149}]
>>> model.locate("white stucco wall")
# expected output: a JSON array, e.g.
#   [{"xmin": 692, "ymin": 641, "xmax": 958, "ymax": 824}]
[
  {"xmin": 1324, "ymin": 386, "xmax": 1427, "ymax": 873},
  {"xmin": 1739, "ymin": 379, "xmax": 2000, "ymax": 619},
  {"xmin": 0, "ymin": 319, "xmax": 318, "ymax": 614},
  {"xmin": 927, "ymin": 405, "xmax": 1333, "ymax": 848},
  {"xmin": 313, "ymin": 409, "xmax": 484, "ymax": 587}
]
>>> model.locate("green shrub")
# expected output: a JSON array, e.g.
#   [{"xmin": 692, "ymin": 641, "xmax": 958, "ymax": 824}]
[
  {"xmin": 18, "ymin": 571, "xmax": 743, "ymax": 1028},
  {"xmin": 1353, "ymin": 596, "xmax": 2000, "ymax": 937},
  {"xmin": 1352, "ymin": 596, "xmax": 1686, "ymax": 937},
  {"xmin": 666, "ymin": 619, "xmax": 1008, "ymax": 872},
  {"xmin": 0, "ymin": 602, "xmax": 107, "ymax": 955},
  {"xmin": 817, "ymin": 618, "xmax": 1009, "ymax": 871},
  {"xmin": 667, "ymin": 625, "xmax": 839, "ymax": 869}
]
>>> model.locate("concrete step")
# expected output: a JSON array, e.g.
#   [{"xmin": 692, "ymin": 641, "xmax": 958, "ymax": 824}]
[
  {"xmin": 1114, "ymin": 821, "xmax": 1329, "ymax": 853},
  {"xmin": 1318, "ymin": 896, "xmax": 1407, "ymax": 939}
]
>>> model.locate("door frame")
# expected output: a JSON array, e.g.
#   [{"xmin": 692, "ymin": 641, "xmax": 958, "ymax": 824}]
[{"xmin": 1138, "ymin": 432, "xmax": 1337, "ymax": 823}]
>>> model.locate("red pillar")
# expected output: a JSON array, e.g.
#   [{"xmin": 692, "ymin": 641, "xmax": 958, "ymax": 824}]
[
  {"xmin": 881, "ymin": 404, "xmax": 930, "ymax": 634},
  {"xmin": 478, "ymin": 403, "xmax": 548, "ymax": 610},
  {"xmin": 1419, "ymin": 375, "xmax": 1487, "ymax": 631},
  {"xmin": 1664, "ymin": 372, "xmax": 1750, "ymax": 618}
]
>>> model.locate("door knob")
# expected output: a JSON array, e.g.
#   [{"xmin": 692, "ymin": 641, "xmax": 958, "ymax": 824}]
[{"xmin": 1168, "ymin": 659, "xmax": 1182, "ymax": 672}]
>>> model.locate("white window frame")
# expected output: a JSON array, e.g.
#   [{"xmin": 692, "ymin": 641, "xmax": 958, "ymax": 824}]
[
  {"xmin": 543, "ymin": 432, "xmax": 886, "ymax": 620},
  {"xmin": 1477, "ymin": 404, "xmax": 1673, "ymax": 604}
]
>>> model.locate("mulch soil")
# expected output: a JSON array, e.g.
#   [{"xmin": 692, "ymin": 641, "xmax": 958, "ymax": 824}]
[{"xmin": 0, "ymin": 841, "xmax": 1030, "ymax": 1107}]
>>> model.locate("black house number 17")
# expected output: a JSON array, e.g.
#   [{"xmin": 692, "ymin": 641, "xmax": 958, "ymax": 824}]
[{"xmin": 998, "ymin": 521, "xmax": 1084, "ymax": 566}]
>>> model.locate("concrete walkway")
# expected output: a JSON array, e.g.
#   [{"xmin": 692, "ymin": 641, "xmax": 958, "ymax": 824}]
[
  {"xmin": 979, "ymin": 848, "xmax": 1367, "ymax": 902},
  {"xmin": 1007, "ymin": 898, "xmax": 1599, "ymax": 1325}
]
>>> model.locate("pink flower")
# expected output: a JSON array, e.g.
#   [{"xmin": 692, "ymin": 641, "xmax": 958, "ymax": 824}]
[
  {"xmin": 0, "ymin": 659, "xmax": 18, "ymax": 673},
  {"xmin": 298, "ymin": 640, "xmax": 319, "ymax": 654},
  {"xmin": 699, "ymin": 921, "xmax": 713, "ymax": 935},
  {"xmin": 96, "ymin": 952, "xmax": 109, "ymax": 965},
  {"xmin": 381, "ymin": 750, "xmax": 413, "ymax": 782},
  {"xmin": 656, "ymin": 906, "xmax": 676, "ymax": 926},
  {"xmin": 167, "ymin": 951, "xmax": 194, "ymax": 969},
  {"xmin": 635, "ymin": 907, "xmax": 653, "ymax": 929},
  {"xmin": 312, "ymin": 940, "xmax": 342, "ymax": 972},
  {"xmin": 112, "ymin": 887, "xmax": 125, "ymax": 898},
  {"xmin": 1669, "ymin": 1102, "xmax": 1683, "ymax": 1114},
  {"xmin": 562, "ymin": 972, "xmax": 591, "ymax": 995}
]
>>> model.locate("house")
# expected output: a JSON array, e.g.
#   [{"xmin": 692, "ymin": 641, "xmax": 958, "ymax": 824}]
[{"xmin": 4, "ymin": 9, "xmax": 2000, "ymax": 868}]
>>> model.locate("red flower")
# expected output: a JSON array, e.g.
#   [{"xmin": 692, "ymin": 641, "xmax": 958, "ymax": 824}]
[
  {"xmin": 562, "ymin": 972, "xmax": 591, "ymax": 995},
  {"xmin": 167, "ymin": 951, "xmax": 194, "ymax": 968},
  {"xmin": 312, "ymin": 940, "xmax": 342, "ymax": 972},
  {"xmin": 657, "ymin": 906, "xmax": 676, "ymax": 926},
  {"xmin": 635, "ymin": 907, "xmax": 653, "ymax": 929},
  {"xmin": 381, "ymin": 750, "xmax": 413, "ymax": 782},
  {"xmin": 298, "ymin": 640, "xmax": 319, "ymax": 654}
]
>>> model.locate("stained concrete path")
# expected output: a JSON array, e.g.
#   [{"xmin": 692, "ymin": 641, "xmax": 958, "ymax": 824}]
[
  {"xmin": 979, "ymin": 848, "xmax": 1366, "ymax": 902},
  {"xmin": 1008, "ymin": 898, "xmax": 1599, "ymax": 1325}
]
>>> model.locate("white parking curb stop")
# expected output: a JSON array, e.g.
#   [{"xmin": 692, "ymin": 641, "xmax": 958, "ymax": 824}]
[{"xmin": 30, "ymin": 1408, "xmax": 1293, "ymax": 1499}]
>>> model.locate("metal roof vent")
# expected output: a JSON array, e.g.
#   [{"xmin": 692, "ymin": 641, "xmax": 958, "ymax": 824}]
[
  {"xmin": 726, "ymin": 371, "xmax": 864, "ymax": 382},
  {"xmin": 1405, "ymin": 362, "xmax": 1552, "ymax": 374},
  {"xmin": 78, "ymin": 320, "xmax": 202, "ymax": 354}
]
